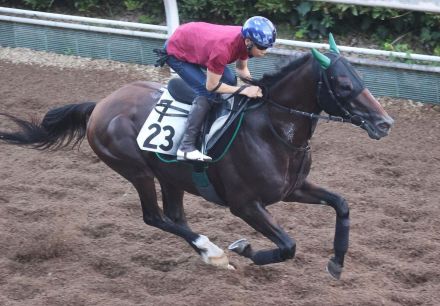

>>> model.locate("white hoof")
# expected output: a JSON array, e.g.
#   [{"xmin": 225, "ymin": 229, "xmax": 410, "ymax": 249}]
[
  {"xmin": 193, "ymin": 235, "xmax": 230, "ymax": 269},
  {"xmin": 205, "ymin": 252, "xmax": 230, "ymax": 269}
]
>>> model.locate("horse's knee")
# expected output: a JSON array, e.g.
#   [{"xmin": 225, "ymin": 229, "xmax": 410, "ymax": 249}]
[
  {"xmin": 280, "ymin": 239, "xmax": 296, "ymax": 260},
  {"xmin": 330, "ymin": 197, "xmax": 349, "ymax": 218}
]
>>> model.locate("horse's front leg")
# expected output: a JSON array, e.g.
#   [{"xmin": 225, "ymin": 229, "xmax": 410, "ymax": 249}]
[
  {"xmin": 228, "ymin": 201, "xmax": 296, "ymax": 265},
  {"xmin": 285, "ymin": 180, "xmax": 349, "ymax": 280}
]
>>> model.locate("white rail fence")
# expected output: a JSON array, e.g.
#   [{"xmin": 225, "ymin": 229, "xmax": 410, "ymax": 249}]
[
  {"xmin": 1, "ymin": 6, "xmax": 440, "ymax": 72},
  {"xmin": 1, "ymin": 3, "xmax": 440, "ymax": 103}
]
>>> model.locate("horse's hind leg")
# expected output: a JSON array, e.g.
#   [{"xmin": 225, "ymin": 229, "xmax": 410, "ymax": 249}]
[
  {"xmin": 159, "ymin": 181, "xmax": 189, "ymax": 229},
  {"xmin": 130, "ymin": 176, "xmax": 193, "ymax": 239},
  {"xmin": 88, "ymin": 115, "xmax": 232, "ymax": 269},
  {"xmin": 131, "ymin": 175, "xmax": 232, "ymax": 268}
]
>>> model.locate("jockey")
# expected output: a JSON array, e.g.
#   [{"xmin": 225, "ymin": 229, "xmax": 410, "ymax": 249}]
[{"xmin": 164, "ymin": 16, "xmax": 277, "ymax": 161}]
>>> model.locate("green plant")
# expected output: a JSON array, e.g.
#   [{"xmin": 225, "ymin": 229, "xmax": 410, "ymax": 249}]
[
  {"xmin": 394, "ymin": 43, "xmax": 412, "ymax": 53},
  {"xmin": 143, "ymin": 1, "xmax": 166, "ymax": 23},
  {"xmin": 6, "ymin": 0, "xmax": 440, "ymax": 55},
  {"xmin": 383, "ymin": 42, "xmax": 394, "ymax": 51},
  {"xmin": 178, "ymin": 0, "xmax": 212, "ymax": 22},
  {"xmin": 255, "ymin": 0, "xmax": 295, "ymax": 21},
  {"xmin": 211, "ymin": 0, "xmax": 257, "ymax": 23},
  {"xmin": 23, "ymin": 0, "xmax": 54, "ymax": 10},
  {"xmin": 124, "ymin": 0, "xmax": 143, "ymax": 11},
  {"xmin": 434, "ymin": 46, "xmax": 440, "ymax": 57},
  {"xmin": 138, "ymin": 14, "xmax": 158, "ymax": 24},
  {"xmin": 74, "ymin": 0, "xmax": 100, "ymax": 12},
  {"xmin": 293, "ymin": 27, "xmax": 307, "ymax": 40}
]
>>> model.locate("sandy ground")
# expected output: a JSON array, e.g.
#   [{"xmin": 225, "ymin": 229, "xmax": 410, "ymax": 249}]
[{"xmin": 0, "ymin": 48, "xmax": 439, "ymax": 306}]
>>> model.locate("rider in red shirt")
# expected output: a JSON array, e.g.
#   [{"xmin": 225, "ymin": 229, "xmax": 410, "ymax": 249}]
[{"xmin": 165, "ymin": 16, "xmax": 277, "ymax": 161}]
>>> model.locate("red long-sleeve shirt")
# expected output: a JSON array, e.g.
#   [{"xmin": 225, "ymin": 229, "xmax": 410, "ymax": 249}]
[{"xmin": 166, "ymin": 22, "xmax": 249, "ymax": 75}]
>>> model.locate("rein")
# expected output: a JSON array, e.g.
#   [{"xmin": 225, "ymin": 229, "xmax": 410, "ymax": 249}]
[{"xmin": 263, "ymin": 97, "xmax": 353, "ymax": 124}]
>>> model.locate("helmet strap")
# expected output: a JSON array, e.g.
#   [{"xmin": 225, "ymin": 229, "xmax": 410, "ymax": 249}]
[{"xmin": 246, "ymin": 41, "xmax": 254, "ymax": 57}]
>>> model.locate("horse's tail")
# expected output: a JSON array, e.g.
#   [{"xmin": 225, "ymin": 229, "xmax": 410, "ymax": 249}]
[{"xmin": 0, "ymin": 102, "xmax": 96, "ymax": 150}]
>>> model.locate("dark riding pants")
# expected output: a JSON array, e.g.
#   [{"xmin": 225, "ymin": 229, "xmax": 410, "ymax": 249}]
[{"xmin": 165, "ymin": 55, "xmax": 237, "ymax": 101}]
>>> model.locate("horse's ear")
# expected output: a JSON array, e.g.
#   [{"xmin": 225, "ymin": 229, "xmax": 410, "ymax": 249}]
[
  {"xmin": 311, "ymin": 48, "xmax": 331, "ymax": 69},
  {"xmin": 329, "ymin": 33, "xmax": 340, "ymax": 54}
]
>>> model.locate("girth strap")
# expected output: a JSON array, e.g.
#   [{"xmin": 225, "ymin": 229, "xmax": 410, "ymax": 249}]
[{"xmin": 192, "ymin": 165, "xmax": 226, "ymax": 206}]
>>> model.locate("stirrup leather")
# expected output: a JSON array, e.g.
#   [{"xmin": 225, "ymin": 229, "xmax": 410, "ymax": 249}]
[{"xmin": 177, "ymin": 149, "xmax": 212, "ymax": 162}]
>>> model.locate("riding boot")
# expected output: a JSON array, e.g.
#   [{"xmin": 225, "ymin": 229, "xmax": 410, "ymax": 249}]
[{"xmin": 177, "ymin": 96, "xmax": 212, "ymax": 161}]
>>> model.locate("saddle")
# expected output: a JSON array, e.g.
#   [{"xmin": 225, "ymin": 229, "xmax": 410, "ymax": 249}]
[{"xmin": 166, "ymin": 78, "xmax": 249, "ymax": 155}]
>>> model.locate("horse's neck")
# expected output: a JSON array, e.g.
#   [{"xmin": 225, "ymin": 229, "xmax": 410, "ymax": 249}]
[
  {"xmin": 261, "ymin": 60, "xmax": 319, "ymax": 147},
  {"xmin": 269, "ymin": 59, "xmax": 318, "ymax": 113}
]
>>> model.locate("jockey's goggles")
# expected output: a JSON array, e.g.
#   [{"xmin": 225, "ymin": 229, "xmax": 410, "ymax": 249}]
[{"xmin": 254, "ymin": 43, "xmax": 269, "ymax": 50}]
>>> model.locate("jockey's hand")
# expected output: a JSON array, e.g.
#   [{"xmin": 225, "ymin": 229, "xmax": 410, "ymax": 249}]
[{"xmin": 241, "ymin": 85, "xmax": 263, "ymax": 98}]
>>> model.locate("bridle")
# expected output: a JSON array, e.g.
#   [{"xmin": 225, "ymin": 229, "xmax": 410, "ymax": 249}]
[
  {"xmin": 260, "ymin": 55, "xmax": 365, "ymax": 123},
  {"xmin": 264, "ymin": 56, "xmax": 366, "ymax": 127},
  {"xmin": 259, "ymin": 55, "xmax": 368, "ymax": 150},
  {"xmin": 316, "ymin": 55, "xmax": 366, "ymax": 127}
]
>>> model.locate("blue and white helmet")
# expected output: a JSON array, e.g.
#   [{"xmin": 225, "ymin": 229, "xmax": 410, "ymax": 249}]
[{"xmin": 241, "ymin": 16, "xmax": 277, "ymax": 48}]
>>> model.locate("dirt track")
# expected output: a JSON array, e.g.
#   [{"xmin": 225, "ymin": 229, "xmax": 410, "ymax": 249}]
[{"xmin": 1, "ymin": 49, "xmax": 439, "ymax": 306}]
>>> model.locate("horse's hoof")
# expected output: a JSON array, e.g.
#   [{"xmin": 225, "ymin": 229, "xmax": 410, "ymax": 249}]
[
  {"xmin": 228, "ymin": 238, "xmax": 249, "ymax": 255},
  {"xmin": 326, "ymin": 257, "xmax": 343, "ymax": 280},
  {"xmin": 194, "ymin": 235, "xmax": 231, "ymax": 268},
  {"xmin": 205, "ymin": 253, "xmax": 231, "ymax": 269}
]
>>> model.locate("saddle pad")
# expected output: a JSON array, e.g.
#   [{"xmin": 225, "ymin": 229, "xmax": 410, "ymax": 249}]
[{"xmin": 137, "ymin": 90, "xmax": 191, "ymax": 155}]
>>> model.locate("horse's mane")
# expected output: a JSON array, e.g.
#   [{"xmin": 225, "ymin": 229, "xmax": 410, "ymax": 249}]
[{"xmin": 246, "ymin": 52, "xmax": 312, "ymax": 89}]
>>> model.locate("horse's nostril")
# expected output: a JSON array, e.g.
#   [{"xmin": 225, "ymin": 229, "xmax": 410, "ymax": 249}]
[{"xmin": 378, "ymin": 122, "xmax": 391, "ymax": 131}]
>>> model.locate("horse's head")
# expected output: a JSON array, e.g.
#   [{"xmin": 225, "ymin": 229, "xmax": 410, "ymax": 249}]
[{"xmin": 311, "ymin": 34, "xmax": 394, "ymax": 140}]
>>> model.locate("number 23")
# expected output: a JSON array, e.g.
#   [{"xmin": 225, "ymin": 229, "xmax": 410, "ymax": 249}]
[{"xmin": 143, "ymin": 123, "xmax": 175, "ymax": 151}]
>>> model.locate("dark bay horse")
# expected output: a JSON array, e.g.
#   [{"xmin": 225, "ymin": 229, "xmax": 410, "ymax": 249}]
[{"xmin": 0, "ymin": 37, "xmax": 393, "ymax": 279}]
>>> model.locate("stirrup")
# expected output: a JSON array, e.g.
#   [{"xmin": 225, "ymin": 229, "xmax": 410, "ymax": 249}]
[{"xmin": 177, "ymin": 149, "xmax": 212, "ymax": 162}]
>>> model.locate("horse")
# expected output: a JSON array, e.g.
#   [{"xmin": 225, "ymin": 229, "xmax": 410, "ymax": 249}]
[{"xmin": 0, "ymin": 35, "xmax": 393, "ymax": 279}]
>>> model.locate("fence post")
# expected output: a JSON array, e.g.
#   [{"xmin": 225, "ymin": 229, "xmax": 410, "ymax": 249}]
[
  {"xmin": 163, "ymin": 0, "xmax": 179, "ymax": 76},
  {"xmin": 163, "ymin": 0, "xmax": 179, "ymax": 36}
]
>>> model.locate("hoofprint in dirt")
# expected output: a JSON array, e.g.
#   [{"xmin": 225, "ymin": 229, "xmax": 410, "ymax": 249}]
[{"xmin": 0, "ymin": 47, "xmax": 439, "ymax": 306}]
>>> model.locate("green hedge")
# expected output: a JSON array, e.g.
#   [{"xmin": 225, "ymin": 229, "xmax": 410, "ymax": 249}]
[
  {"xmin": 178, "ymin": 0, "xmax": 440, "ymax": 55},
  {"xmin": 1, "ymin": 0, "xmax": 439, "ymax": 55}
]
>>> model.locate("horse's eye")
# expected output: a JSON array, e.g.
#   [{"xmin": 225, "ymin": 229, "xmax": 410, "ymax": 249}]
[
  {"xmin": 340, "ymin": 83, "xmax": 352, "ymax": 91},
  {"xmin": 336, "ymin": 76, "xmax": 353, "ymax": 92}
]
